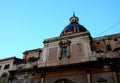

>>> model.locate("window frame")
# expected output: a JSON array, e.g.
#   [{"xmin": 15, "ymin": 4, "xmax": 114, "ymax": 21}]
[
  {"xmin": 59, "ymin": 40, "xmax": 71, "ymax": 59},
  {"xmin": 4, "ymin": 64, "xmax": 10, "ymax": 69}
]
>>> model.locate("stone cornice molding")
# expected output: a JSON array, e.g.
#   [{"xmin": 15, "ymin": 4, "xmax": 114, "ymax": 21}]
[{"xmin": 43, "ymin": 31, "xmax": 90, "ymax": 43}]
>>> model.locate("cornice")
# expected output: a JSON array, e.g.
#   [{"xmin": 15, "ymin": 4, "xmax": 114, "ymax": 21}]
[
  {"xmin": 43, "ymin": 31, "xmax": 90, "ymax": 43},
  {"xmin": 0, "ymin": 56, "xmax": 16, "ymax": 62},
  {"xmin": 23, "ymin": 48, "xmax": 42, "ymax": 54}
]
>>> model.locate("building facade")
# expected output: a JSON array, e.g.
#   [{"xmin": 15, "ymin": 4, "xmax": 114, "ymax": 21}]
[
  {"xmin": 0, "ymin": 57, "xmax": 22, "ymax": 83},
  {"xmin": 5, "ymin": 15, "xmax": 120, "ymax": 83}
]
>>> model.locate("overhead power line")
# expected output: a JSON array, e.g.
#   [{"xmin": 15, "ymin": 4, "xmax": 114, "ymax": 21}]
[{"xmin": 95, "ymin": 20, "xmax": 120, "ymax": 37}]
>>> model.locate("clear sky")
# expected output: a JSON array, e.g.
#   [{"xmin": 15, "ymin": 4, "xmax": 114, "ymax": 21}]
[{"xmin": 0, "ymin": 0, "xmax": 120, "ymax": 59}]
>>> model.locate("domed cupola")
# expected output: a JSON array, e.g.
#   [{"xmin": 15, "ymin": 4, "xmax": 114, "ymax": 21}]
[
  {"xmin": 60, "ymin": 14, "xmax": 88, "ymax": 36},
  {"xmin": 70, "ymin": 13, "xmax": 79, "ymax": 23}
]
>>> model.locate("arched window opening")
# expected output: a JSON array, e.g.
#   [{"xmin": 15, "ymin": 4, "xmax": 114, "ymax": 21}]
[
  {"xmin": 1, "ymin": 72, "xmax": 8, "ymax": 77},
  {"xmin": 54, "ymin": 78, "xmax": 74, "ymax": 83},
  {"xmin": 98, "ymin": 78, "xmax": 107, "ymax": 83}
]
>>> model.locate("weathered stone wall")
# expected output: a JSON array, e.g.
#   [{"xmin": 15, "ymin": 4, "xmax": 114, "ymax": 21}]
[{"xmin": 92, "ymin": 33, "xmax": 120, "ymax": 52}]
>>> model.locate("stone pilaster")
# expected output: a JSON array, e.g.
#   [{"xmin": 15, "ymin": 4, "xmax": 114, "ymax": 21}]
[
  {"xmin": 86, "ymin": 70, "xmax": 92, "ymax": 83},
  {"xmin": 112, "ymin": 72, "xmax": 118, "ymax": 83},
  {"xmin": 40, "ymin": 74, "xmax": 45, "ymax": 83}
]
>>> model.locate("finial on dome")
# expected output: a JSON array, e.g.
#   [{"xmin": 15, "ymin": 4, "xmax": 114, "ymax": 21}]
[{"xmin": 73, "ymin": 11, "xmax": 75, "ymax": 17}]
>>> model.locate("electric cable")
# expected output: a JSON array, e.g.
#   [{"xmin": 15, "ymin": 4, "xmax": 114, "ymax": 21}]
[{"xmin": 95, "ymin": 20, "xmax": 120, "ymax": 37}]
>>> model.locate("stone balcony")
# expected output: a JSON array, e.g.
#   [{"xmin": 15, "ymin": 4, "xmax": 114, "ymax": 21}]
[{"xmin": 16, "ymin": 61, "xmax": 38, "ymax": 70}]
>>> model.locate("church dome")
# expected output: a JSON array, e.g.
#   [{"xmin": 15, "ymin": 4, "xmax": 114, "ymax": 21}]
[{"xmin": 60, "ymin": 14, "xmax": 88, "ymax": 36}]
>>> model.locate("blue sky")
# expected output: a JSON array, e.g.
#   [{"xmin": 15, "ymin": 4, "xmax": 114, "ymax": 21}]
[{"xmin": 0, "ymin": 0, "xmax": 120, "ymax": 59}]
